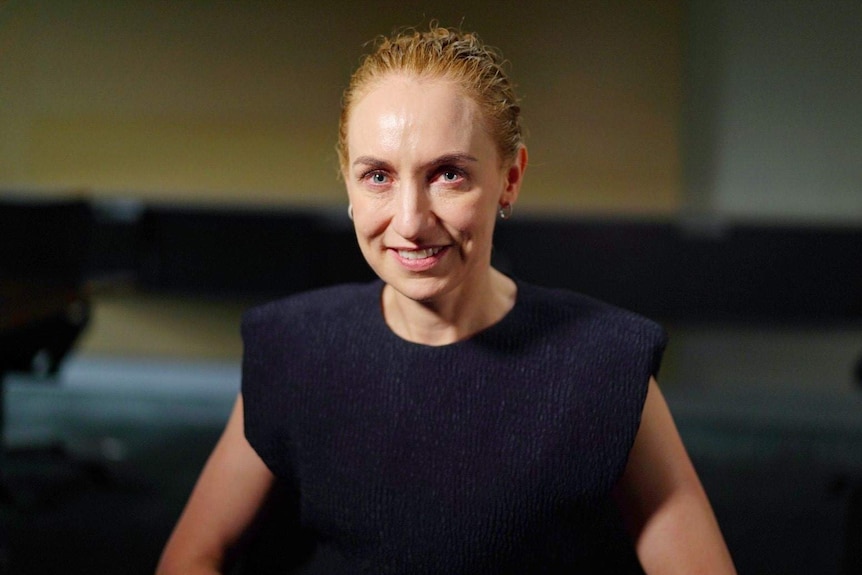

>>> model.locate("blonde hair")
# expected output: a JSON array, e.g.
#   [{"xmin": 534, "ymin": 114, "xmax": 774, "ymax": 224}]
[{"xmin": 337, "ymin": 25, "xmax": 523, "ymax": 171}]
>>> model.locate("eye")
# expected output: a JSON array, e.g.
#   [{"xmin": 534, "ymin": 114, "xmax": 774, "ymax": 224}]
[
  {"xmin": 361, "ymin": 170, "xmax": 390, "ymax": 186},
  {"xmin": 433, "ymin": 167, "xmax": 466, "ymax": 185}
]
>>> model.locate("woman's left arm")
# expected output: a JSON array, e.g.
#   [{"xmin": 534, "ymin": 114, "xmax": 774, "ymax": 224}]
[{"xmin": 613, "ymin": 378, "xmax": 737, "ymax": 574}]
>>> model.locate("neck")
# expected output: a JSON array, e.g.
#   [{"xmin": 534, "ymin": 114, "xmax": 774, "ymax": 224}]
[{"xmin": 382, "ymin": 268, "xmax": 516, "ymax": 346}]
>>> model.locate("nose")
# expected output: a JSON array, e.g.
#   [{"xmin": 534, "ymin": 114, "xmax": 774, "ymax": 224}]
[{"xmin": 391, "ymin": 180, "xmax": 432, "ymax": 241}]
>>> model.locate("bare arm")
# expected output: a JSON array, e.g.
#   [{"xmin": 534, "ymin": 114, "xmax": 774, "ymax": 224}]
[
  {"xmin": 156, "ymin": 394, "xmax": 275, "ymax": 575},
  {"xmin": 614, "ymin": 378, "xmax": 737, "ymax": 574}
]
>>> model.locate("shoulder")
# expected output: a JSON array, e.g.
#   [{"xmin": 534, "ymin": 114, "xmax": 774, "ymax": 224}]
[
  {"xmin": 514, "ymin": 280, "xmax": 668, "ymax": 375},
  {"xmin": 241, "ymin": 281, "xmax": 381, "ymax": 344},
  {"xmin": 241, "ymin": 281, "xmax": 381, "ymax": 356},
  {"xmin": 239, "ymin": 280, "xmax": 382, "ymax": 401},
  {"xmin": 517, "ymin": 280, "xmax": 666, "ymax": 342}
]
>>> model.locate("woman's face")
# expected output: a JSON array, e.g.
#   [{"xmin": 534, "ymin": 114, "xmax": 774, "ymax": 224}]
[{"xmin": 343, "ymin": 74, "xmax": 524, "ymax": 305}]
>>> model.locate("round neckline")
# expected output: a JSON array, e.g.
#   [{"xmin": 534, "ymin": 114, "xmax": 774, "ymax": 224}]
[{"xmin": 369, "ymin": 278, "xmax": 524, "ymax": 350}]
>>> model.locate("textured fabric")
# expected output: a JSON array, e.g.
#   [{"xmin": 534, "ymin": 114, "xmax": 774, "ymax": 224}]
[{"xmin": 241, "ymin": 279, "xmax": 667, "ymax": 574}]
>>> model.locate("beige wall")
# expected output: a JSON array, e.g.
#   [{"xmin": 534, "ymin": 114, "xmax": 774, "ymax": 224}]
[
  {"xmin": 1, "ymin": 0, "xmax": 682, "ymax": 215},
  {"xmin": 1, "ymin": 0, "xmax": 682, "ymax": 359}
]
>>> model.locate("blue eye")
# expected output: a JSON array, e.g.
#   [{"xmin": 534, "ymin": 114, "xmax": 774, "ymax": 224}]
[
  {"xmin": 435, "ymin": 168, "xmax": 465, "ymax": 185},
  {"xmin": 364, "ymin": 171, "xmax": 389, "ymax": 185}
]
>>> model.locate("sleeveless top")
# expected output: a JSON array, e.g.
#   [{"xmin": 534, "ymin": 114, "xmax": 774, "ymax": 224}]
[{"xmin": 240, "ymin": 279, "xmax": 667, "ymax": 574}]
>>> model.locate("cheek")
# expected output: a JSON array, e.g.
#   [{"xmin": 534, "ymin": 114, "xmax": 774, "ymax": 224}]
[
  {"xmin": 346, "ymin": 187, "xmax": 379, "ymax": 236},
  {"xmin": 352, "ymin": 206, "xmax": 388, "ymax": 241},
  {"xmin": 448, "ymin": 203, "xmax": 498, "ymax": 244},
  {"xmin": 353, "ymin": 215, "xmax": 377, "ymax": 239}
]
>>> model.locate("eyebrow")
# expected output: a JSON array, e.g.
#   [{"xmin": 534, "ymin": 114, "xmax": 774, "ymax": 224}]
[
  {"xmin": 352, "ymin": 156, "xmax": 391, "ymax": 171},
  {"xmin": 352, "ymin": 153, "xmax": 479, "ymax": 171},
  {"xmin": 426, "ymin": 153, "xmax": 479, "ymax": 170}
]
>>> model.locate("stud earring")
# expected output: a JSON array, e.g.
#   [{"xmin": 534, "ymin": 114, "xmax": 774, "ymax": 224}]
[{"xmin": 498, "ymin": 202, "xmax": 513, "ymax": 220}]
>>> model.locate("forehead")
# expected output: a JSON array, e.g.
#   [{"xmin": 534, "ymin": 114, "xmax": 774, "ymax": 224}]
[
  {"xmin": 353, "ymin": 73, "xmax": 471, "ymax": 113},
  {"xmin": 347, "ymin": 74, "xmax": 494, "ymax": 159}
]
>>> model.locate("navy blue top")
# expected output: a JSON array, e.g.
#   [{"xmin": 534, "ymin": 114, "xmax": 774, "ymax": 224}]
[{"xmin": 241, "ymin": 279, "xmax": 667, "ymax": 574}]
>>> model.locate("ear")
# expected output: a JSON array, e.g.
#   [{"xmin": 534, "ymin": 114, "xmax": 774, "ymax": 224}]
[{"xmin": 500, "ymin": 145, "xmax": 528, "ymax": 207}]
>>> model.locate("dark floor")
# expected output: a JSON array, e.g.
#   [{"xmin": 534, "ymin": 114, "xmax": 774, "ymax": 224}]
[
  {"xmin": 2, "ymin": 352, "xmax": 862, "ymax": 575},
  {"xmin": 1, "ymin": 358, "xmax": 236, "ymax": 575}
]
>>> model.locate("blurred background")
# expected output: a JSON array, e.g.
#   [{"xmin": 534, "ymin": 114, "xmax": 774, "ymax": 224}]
[{"xmin": 1, "ymin": 0, "xmax": 860, "ymax": 573}]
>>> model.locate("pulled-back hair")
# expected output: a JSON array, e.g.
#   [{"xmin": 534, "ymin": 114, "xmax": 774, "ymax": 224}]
[{"xmin": 337, "ymin": 25, "xmax": 523, "ymax": 171}]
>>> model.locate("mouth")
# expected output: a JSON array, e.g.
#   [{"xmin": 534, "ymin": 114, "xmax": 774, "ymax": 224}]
[
  {"xmin": 389, "ymin": 245, "xmax": 449, "ymax": 271},
  {"xmin": 396, "ymin": 246, "xmax": 444, "ymax": 260}
]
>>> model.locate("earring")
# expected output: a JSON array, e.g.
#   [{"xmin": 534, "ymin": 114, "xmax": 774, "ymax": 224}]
[
  {"xmin": 347, "ymin": 204, "xmax": 353, "ymax": 221},
  {"xmin": 498, "ymin": 202, "xmax": 513, "ymax": 220}
]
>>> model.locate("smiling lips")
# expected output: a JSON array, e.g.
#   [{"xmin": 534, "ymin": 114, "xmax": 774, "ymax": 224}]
[
  {"xmin": 397, "ymin": 246, "xmax": 443, "ymax": 260},
  {"xmin": 391, "ymin": 246, "xmax": 448, "ymax": 271}
]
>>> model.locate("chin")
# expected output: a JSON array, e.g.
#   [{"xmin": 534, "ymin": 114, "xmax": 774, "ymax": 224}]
[{"xmin": 385, "ymin": 275, "xmax": 452, "ymax": 304}]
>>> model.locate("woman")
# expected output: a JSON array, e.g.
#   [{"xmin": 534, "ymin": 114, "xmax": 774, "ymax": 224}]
[{"xmin": 157, "ymin": 26, "xmax": 736, "ymax": 574}]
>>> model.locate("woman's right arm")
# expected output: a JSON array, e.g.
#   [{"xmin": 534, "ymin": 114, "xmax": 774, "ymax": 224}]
[{"xmin": 156, "ymin": 393, "xmax": 276, "ymax": 575}]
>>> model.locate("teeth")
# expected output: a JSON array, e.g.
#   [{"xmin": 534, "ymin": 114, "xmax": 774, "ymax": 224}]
[{"xmin": 398, "ymin": 247, "xmax": 443, "ymax": 260}]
